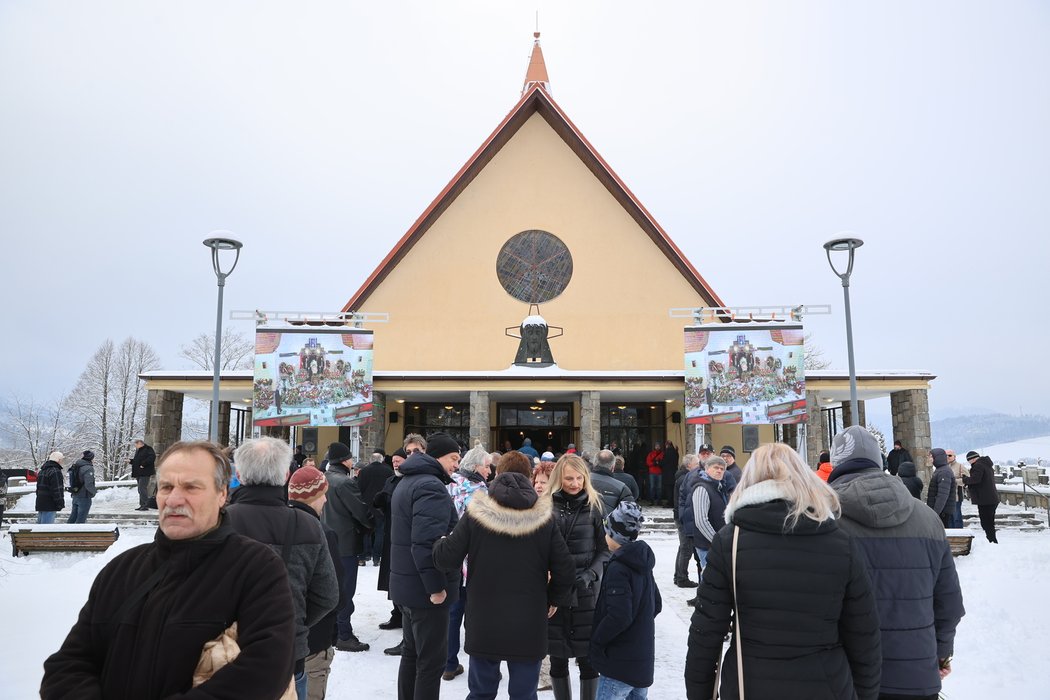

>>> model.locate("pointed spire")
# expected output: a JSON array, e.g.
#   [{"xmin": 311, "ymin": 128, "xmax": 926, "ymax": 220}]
[{"xmin": 522, "ymin": 31, "xmax": 550, "ymax": 95}]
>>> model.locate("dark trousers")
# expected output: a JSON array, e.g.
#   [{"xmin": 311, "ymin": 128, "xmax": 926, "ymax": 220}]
[
  {"xmin": 978, "ymin": 503, "xmax": 999, "ymax": 542},
  {"xmin": 364, "ymin": 515, "xmax": 385, "ymax": 563},
  {"xmin": 879, "ymin": 694, "xmax": 938, "ymax": 700},
  {"xmin": 468, "ymin": 656, "xmax": 541, "ymax": 700},
  {"xmin": 399, "ymin": 605, "xmax": 450, "ymax": 700},
  {"xmin": 647, "ymin": 474, "xmax": 662, "ymax": 503},
  {"xmin": 674, "ymin": 526, "xmax": 701, "ymax": 583},
  {"xmin": 550, "ymin": 655, "xmax": 597, "ymax": 680},
  {"xmin": 136, "ymin": 476, "xmax": 150, "ymax": 507},
  {"xmin": 336, "ymin": 554, "xmax": 361, "ymax": 640},
  {"xmin": 447, "ymin": 585, "xmax": 467, "ymax": 672},
  {"xmin": 938, "ymin": 509, "xmax": 951, "ymax": 528}
]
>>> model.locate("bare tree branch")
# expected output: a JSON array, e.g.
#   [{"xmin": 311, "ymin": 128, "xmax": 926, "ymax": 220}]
[{"xmin": 179, "ymin": 329, "xmax": 253, "ymax": 371}]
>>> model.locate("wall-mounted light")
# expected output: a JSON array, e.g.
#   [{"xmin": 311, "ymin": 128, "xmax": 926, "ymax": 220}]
[
  {"xmin": 536, "ymin": 399, "xmax": 547, "ymax": 404},
  {"xmin": 396, "ymin": 399, "xmax": 405, "ymax": 404}
]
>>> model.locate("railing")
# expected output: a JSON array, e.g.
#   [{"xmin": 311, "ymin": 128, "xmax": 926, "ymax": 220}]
[{"xmin": 1019, "ymin": 480, "xmax": 1050, "ymax": 529}]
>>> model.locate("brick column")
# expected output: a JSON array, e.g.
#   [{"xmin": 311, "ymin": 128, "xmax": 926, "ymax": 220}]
[
  {"xmin": 579, "ymin": 391, "xmax": 601, "ymax": 455},
  {"xmin": 360, "ymin": 391, "xmax": 386, "ymax": 454},
  {"xmin": 217, "ymin": 402, "xmax": 232, "ymax": 446},
  {"xmin": 146, "ymin": 389, "xmax": 184, "ymax": 460},
  {"xmin": 891, "ymin": 389, "xmax": 932, "ymax": 485},
  {"xmin": 804, "ymin": 391, "xmax": 824, "ymax": 468},
  {"xmin": 469, "ymin": 391, "xmax": 490, "ymax": 449},
  {"xmin": 841, "ymin": 399, "xmax": 867, "ymax": 428}
]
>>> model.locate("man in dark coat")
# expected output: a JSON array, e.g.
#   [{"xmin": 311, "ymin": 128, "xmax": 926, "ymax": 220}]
[
  {"xmin": 226, "ymin": 437, "xmax": 340, "ymax": 697},
  {"xmin": 590, "ymin": 449, "xmax": 635, "ymax": 514},
  {"xmin": 390, "ymin": 433, "xmax": 462, "ymax": 700},
  {"xmin": 129, "ymin": 438, "xmax": 157, "ymax": 510},
  {"xmin": 829, "ymin": 425, "xmax": 965, "ymax": 699},
  {"xmin": 609, "ymin": 455, "xmax": 639, "ymax": 500},
  {"xmin": 672, "ymin": 453, "xmax": 702, "ymax": 588},
  {"xmin": 660, "ymin": 441, "xmax": 679, "ymax": 505},
  {"xmin": 41, "ymin": 440, "xmax": 296, "ymax": 700},
  {"xmin": 434, "ymin": 471, "xmax": 575, "ymax": 698},
  {"xmin": 67, "ymin": 450, "xmax": 98, "ymax": 523},
  {"xmin": 964, "ymin": 452, "xmax": 999, "ymax": 543},
  {"xmin": 591, "ymin": 502, "xmax": 662, "ymax": 696},
  {"xmin": 886, "ymin": 439, "xmax": 912, "ymax": 477},
  {"xmin": 358, "ymin": 451, "xmax": 395, "ymax": 567},
  {"xmin": 35, "ymin": 451, "xmax": 65, "ymax": 523},
  {"xmin": 926, "ymin": 448, "xmax": 956, "ymax": 527},
  {"xmin": 321, "ymin": 442, "xmax": 375, "ymax": 652}
]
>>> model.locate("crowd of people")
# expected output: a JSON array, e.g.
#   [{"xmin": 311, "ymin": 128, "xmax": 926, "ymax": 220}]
[{"xmin": 35, "ymin": 427, "xmax": 1000, "ymax": 700}]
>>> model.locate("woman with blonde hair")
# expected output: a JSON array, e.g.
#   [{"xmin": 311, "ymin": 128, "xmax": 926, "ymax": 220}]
[
  {"xmin": 685, "ymin": 443, "xmax": 881, "ymax": 700},
  {"xmin": 545, "ymin": 454, "xmax": 610, "ymax": 700}
]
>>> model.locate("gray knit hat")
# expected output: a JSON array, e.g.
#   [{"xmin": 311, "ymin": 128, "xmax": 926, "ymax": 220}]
[
  {"xmin": 605, "ymin": 501, "xmax": 644, "ymax": 546},
  {"xmin": 829, "ymin": 425, "xmax": 882, "ymax": 467}
]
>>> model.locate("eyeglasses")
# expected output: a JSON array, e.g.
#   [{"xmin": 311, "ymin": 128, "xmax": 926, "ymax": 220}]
[{"xmin": 946, "ymin": 454, "xmax": 955, "ymax": 458}]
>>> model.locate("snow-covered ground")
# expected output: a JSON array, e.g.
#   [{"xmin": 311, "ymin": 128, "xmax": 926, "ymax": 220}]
[
  {"xmin": 2, "ymin": 487, "xmax": 1048, "ymax": 699},
  {"xmin": 978, "ymin": 435, "xmax": 1050, "ymax": 466}
]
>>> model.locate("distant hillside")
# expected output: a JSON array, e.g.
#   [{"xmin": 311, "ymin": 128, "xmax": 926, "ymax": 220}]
[{"xmin": 931, "ymin": 413, "xmax": 1050, "ymax": 450}]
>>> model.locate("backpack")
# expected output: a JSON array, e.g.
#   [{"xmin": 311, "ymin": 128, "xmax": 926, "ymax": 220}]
[{"xmin": 69, "ymin": 463, "xmax": 84, "ymax": 491}]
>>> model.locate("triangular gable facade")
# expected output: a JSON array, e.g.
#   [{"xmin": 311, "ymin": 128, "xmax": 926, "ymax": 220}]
[{"xmin": 345, "ymin": 84, "xmax": 724, "ymax": 374}]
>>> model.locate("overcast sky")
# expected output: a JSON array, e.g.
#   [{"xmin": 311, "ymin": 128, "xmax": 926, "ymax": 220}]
[{"xmin": 1, "ymin": 1, "xmax": 1047, "ymax": 424}]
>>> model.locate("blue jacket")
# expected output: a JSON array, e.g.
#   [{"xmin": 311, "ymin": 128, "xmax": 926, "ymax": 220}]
[
  {"xmin": 590, "ymin": 539, "xmax": 662, "ymax": 688},
  {"xmin": 830, "ymin": 460, "xmax": 965, "ymax": 697},
  {"xmin": 389, "ymin": 452, "xmax": 460, "ymax": 609}
]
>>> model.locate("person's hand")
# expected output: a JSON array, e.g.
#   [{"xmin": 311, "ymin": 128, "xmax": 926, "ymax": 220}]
[
  {"xmin": 547, "ymin": 605, "xmax": 558, "ymax": 619},
  {"xmin": 938, "ymin": 658, "xmax": 952, "ymax": 679},
  {"xmin": 430, "ymin": 590, "xmax": 447, "ymax": 605}
]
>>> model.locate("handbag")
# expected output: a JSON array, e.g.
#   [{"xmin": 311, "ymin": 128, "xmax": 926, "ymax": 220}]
[
  {"xmin": 193, "ymin": 622, "xmax": 296, "ymax": 700},
  {"xmin": 711, "ymin": 525, "xmax": 745, "ymax": 700}
]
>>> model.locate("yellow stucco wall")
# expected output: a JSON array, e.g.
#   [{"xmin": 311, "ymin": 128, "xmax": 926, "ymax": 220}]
[{"xmin": 357, "ymin": 112, "xmax": 712, "ymax": 371}]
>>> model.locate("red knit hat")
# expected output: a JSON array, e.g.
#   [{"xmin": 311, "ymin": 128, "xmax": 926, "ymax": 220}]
[{"xmin": 288, "ymin": 467, "xmax": 328, "ymax": 502}]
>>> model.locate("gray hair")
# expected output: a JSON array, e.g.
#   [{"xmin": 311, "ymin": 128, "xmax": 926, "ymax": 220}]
[
  {"xmin": 682, "ymin": 453, "xmax": 700, "ymax": 469},
  {"xmin": 579, "ymin": 451, "xmax": 595, "ymax": 466},
  {"xmin": 371, "ymin": 452, "xmax": 384, "ymax": 463},
  {"xmin": 234, "ymin": 437, "xmax": 293, "ymax": 486},
  {"xmin": 403, "ymin": 433, "xmax": 427, "ymax": 450},
  {"xmin": 704, "ymin": 456, "xmax": 727, "ymax": 470},
  {"xmin": 459, "ymin": 444, "xmax": 489, "ymax": 473},
  {"xmin": 595, "ymin": 449, "xmax": 616, "ymax": 470},
  {"xmin": 157, "ymin": 440, "xmax": 231, "ymax": 492}
]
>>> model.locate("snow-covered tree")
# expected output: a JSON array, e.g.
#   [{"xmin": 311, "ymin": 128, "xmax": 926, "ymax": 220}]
[
  {"xmin": 179, "ymin": 329, "xmax": 253, "ymax": 371},
  {"xmin": 0, "ymin": 395, "xmax": 81, "ymax": 469},
  {"xmin": 803, "ymin": 333, "xmax": 832, "ymax": 371}
]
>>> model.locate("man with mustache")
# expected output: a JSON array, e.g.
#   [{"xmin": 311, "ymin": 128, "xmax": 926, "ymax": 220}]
[{"xmin": 42, "ymin": 440, "xmax": 297, "ymax": 700}]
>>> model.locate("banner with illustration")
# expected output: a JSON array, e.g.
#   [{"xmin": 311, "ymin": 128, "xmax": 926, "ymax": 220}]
[
  {"xmin": 684, "ymin": 324, "xmax": 806, "ymax": 425},
  {"xmin": 253, "ymin": 327, "xmax": 374, "ymax": 427}
]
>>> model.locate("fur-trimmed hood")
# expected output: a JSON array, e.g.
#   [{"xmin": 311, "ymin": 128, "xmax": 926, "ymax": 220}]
[
  {"xmin": 724, "ymin": 479, "xmax": 792, "ymax": 522},
  {"xmin": 466, "ymin": 489, "xmax": 553, "ymax": 538}
]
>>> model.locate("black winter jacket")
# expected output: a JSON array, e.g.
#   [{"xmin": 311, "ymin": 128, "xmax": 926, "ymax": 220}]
[
  {"xmin": 374, "ymin": 473, "xmax": 402, "ymax": 592},
  {"xmin": 433, "ymin": 472, "xmax": 575, "ymax": 662},
  {"xmin": 590, "ymin": 466, "xmax": 635, "ymax": 515},
  {"xmin": 897, "ymin": 461, "xmax": 923, "ymax": 499},
  {"xmin": 926, "ymin": 461, "xmax": 956, "ymax": 516},
  {"xmin": 322, "ymin": 464, "xmax": 374, "ymax": 556},
  {"xmin": 963, "ymin": 456, "xmax": 999, "ymax": 506},
  {"xmin": 289, "ymin": 501, "xmax": 346, "ymax": 655},
  {"xmin": 610, "ymin": 470, "xmax": 639, "ymax": 500},
  {"xmin": 590, "ymin": 540, "xmax": 662, "ymax": 688},
  {"xmin": 225, "ymin": 485, "xmax": 340, "ymax": 661},
  {"xmin": 886, "ymin": 447, "xmax": 912, "ymax": 477},
  {"xmin": 389, "ymin": 453, "xmax": 460, "ymax": 609},
  {"xmin": 357, "ymin": 460, "xmax": 394, "ymax": 517},
  {"xmin": 831, "ymin": 462, "xmax": 965, "ymax": 697},
  {"xmin": 686, "ymin": 485, "xmax": 881, "ymax": 700},
  {"xmin": 36, "ymin": 460, "xmax": 65, "ymax": 512},
  {"xmin": 130, "ymin": 444, "xmax": 156, "ymax": 478},
  {"xmin": 547, "ymin": 489, "xmax": 610, "ymax": 659},
  {"xmin": 41, "ymin": 519, "xmax": 296, "ymax": 700}
]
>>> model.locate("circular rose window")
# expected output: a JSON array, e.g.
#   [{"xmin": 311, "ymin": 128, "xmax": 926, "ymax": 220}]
[{"xmin": 496, "ymin": 230, "xmax": 573, "ymax": 304}]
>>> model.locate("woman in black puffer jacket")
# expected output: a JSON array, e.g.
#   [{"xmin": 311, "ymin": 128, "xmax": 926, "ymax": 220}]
[
  {"xmin": 546, "ymin": 454, "xmax": 610, "ymax": 700},
  {"xmin": 685, "ymin": 443, "xmax": 881, "ymax": 700},
  {"xmin": 897, "ymin": 461, "xmax": 924, "ymax": 499}
]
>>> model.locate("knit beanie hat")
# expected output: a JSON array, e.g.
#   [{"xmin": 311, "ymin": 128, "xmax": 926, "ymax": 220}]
[
  {"xmin": 719, "ymin": 445, "xmax": 736, "ymax": 458},
  {"xmin": 326, "ymin": 441, "xmax": 351, "ymax": 465},
  {"xmin": 818, "ymin": 451, "xmax": 830, "ymax": 464},
  {"xmin": 425, "ymin": 432, "xmax": 460, "ymax": 460},
  {"xmin": 288, "ymin": 466, "xmax": 329, "ymax": 502},
  {"xmin": 965, "ymin": 450, "xmax": 980, "ymax": 461},
  {"xmin": 82, "ymin": 450, "xmax": 95, "ymax": 461},
  {"xmin": 605, "ymin": 501, "xmax": 644, "ymax": 546},
  {"xmin": 829, "ymin": 425, "xmax": 882, "ymax": 467}
]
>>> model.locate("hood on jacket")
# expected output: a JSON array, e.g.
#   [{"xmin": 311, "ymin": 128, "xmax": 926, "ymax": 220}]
[
  {"xmin": 972, "ymin": 456, "xmax": 993, "ymax": 472},
  {"xmin": 400, "ymin": 452, "xmax": 453, "ymax": 484},
  {"xmin": 40, "ymin": 460, "xmax": 63, "ymax": 471},
  {"xmin": 930, "ymin": 448, "xmax": 948, "ymax": 468},
  {"xmin": 610, "ymin": 538, "xmax": 657, "ymax": 574},
  {"xmin": 828, "ymin": 456, "xmax": 881, "ymax": 484},
  {"xmin": 726, "ymin": 479, "xmax": 836, "ymax": 536},
  {"xmin": 72, "ymin": 458, "xmax": 93, "ymax": 470},
  {"xmin": 897, "ymin": 461, "xmax": 918, "ymax": 478},
  {"xmin": 834, "ymin": 469, "xmax": 915, "ymax": 529},
  {"xmin": 467, "ymin": 486, "xmax": 552, "ymax": 537}
]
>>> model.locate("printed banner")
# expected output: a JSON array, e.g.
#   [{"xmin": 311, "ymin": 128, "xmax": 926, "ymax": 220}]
[
  {"xmin": 253, "ymin": 328, "xmax": 374, "ymax": 427},
  {"xmin": 684, "ymin": 324, "xmax": 806, "ymax": 425}
]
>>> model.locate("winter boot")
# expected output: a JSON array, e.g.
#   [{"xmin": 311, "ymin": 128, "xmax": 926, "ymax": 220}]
[
  {"xmin": 579, "ymin": 677, "xmax": 598, "ymax": 700},
  {"xmin": 551, "ymin": 675, "xmax": 572, "ymax": 700}
]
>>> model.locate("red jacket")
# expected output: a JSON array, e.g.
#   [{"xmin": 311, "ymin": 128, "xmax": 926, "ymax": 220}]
[
  {"xmin": 816, "ymin": 461, "xmax": 833, "ymax": 482},
  {"xmin": 646, "ymin": 450, "xmax": 664, "ymax": 475}
]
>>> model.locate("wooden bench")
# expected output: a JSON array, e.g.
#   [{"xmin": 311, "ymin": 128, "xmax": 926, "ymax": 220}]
[
  {"xmin": 945, "ymin": 528, "xmax": 974, "ymax": 557},
  {"xmin": 9, "ymin": 524, "xmax": 120, "ymax": 557}
]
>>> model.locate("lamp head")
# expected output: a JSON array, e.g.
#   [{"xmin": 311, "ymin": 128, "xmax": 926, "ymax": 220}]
[
  {"xmin": 203, "ymin": 232, "xmax": 243, "ymax": 278},
  {"xmin": 203, "ymin": 235, "xmax": 243, "ymax": 251},
  {"xmin": 823, "ymin": 237, "xmax": 864, "ymax": 253}
]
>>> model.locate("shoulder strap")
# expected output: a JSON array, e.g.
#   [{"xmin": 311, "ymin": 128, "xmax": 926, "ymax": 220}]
[
  {"xmin": 280, "ymin": 506, "xmax": 298, "ymax": 564},
  {"xmin": 113, "ymin": 560, "xmax": 172, "ymax": 624},
  {"xmin": 731, "ymin": 525, "xmax": 744, "ymax": 699}
]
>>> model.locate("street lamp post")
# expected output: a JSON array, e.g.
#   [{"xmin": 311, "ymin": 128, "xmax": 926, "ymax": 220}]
[
  {"xmin": 203, "ymin": 234, "xmax": 243, "ymax": 443},
  {"xmin": 823, "ymin": 236, "xmax": 864, "ymax": 427}
]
